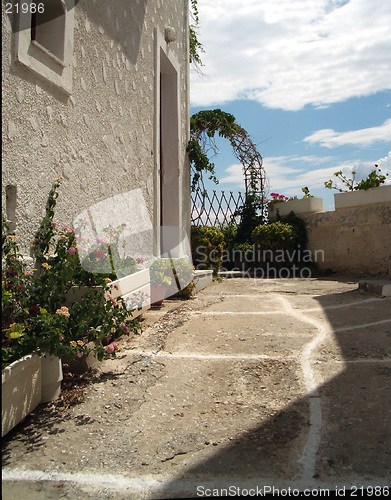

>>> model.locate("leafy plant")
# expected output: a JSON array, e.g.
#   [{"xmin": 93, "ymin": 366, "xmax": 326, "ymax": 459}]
[
  {"xmin": 301, "ymin": 187, "xmax": 314, "ymax": 198},
  {"xmin": 252, "ymin": 221, "xmax": 298, "ymax": 252},
  {"xmin": 191, "ymin": 225, "xmax": 225, "ymax": 275},
  {"xmin": 2, "ymin": 180, "xmax": 142, "ymax": 369},
  {"xmin": 324, "ymin": 165, "xmax": 388, "ymax": 192},
  {"xmin": 234, "ymin": 193, "xmax": 265, "ymax": 244},
  {"xmin": 251, "ymin": 211, "xmax": 308, "ymax": 267},
  {"xmin": 149, "ymin": 259, "xmax": 174, "ymax": 287},
  {"xmin": 149, "ymin": 258, "xmax": 195, "ymax": 299},
  {"xmin": 189, "ymin": 0, "xmax": 204, "ymax": 68}
]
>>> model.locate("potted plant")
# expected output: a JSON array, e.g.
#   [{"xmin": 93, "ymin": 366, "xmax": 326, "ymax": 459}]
[
  {"xmin": 149, "ymin": 257, "xmax": 195, "ymax": 306},
  {"xmin": 149, "ymin": 258, "xmax": 174, "ymax": 306},
  {"xmin": 268, "ymin": 188, "xmax": 323, "ymax": 219},
  {"xmin": 325, "ymin": 165, "xmax": 390, "ymax": 209},
  {"xmin": 2, "ymin": 179, "xmax": 142, "ymax": 436},
  {"xmin": 64, "ymin": 219, "xmax": 149, "ymax": 310}
]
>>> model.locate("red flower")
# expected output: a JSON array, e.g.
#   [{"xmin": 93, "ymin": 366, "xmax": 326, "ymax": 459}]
[
  {"xmin": 29, "ymin": 305, "xmax": 41, "ymax": 317},
  {"xmin": 17, "ymin": 285, "xmax": 23, "ymax": 290}
]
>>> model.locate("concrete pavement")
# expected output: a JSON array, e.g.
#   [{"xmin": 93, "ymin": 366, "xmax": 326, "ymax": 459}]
[{"xmin": 2, "ymin": 277, "xmax": 391, "ymax": 498}]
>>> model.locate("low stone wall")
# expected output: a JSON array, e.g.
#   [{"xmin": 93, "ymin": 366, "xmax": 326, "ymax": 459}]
[{"xmin": 302, "ymin": 202, "xmax": 391, "ymax": 276}]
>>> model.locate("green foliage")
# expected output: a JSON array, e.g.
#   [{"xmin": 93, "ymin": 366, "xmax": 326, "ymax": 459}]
[
  {"xmin": 188, "ymin": 109, "xmax": 245, "ymax": 191},
  {"xmin": 302, "ymin": 187, "xmax": 314, "ymax": 198},
  {"xmin": 149, "ymin": 259, "xmax": 174, "ymax": 286},
  {"xmin": 187, "ymin": 137, "xmax": 218, "ymax": 191},
  {"xmin": 356, "ymin": 167, "xmax": 388, "ymax": 190},
  {"xmin": 191, "ymin": 225, "xmax": 225, "ymax": 275},
  {"xmin": 252, "ymin": 221, "xmax": 297, "ymax": 252},
  {"xmin": 251, "ymin": 211, "xmax": 308, "ymax": 266},
  {"xmin": 324, "ymin": 165, "xmax": 388, "ymax": 192},
  {"xmin": 2, "ymin": 181, "xmax": 141, "ymax": 369},
  {"xmin": 278, "ymin": 211, "xmax": 308, "ymax": 248},
  {"xmin": 234, "ymin": 194, "xmax": 265, "ymax": 244},
  {"xmin": 149, "ymin": 258, "xmax": 195, "ymax": 298},
  {"xmin": 189, "ymin": 0, "xmax": 204, "ymax": 67}
]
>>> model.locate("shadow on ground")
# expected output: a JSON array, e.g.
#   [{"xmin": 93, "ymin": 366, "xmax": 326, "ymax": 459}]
[{"xmin": 155, "ymin": 281, "xmax": 391, "ymax": 496}]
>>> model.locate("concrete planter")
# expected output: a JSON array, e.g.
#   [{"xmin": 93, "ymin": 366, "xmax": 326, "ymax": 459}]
[
  {"xmin": 334, "ymin": 185, "xmax": 391, "ymax": 210},
  {"xmin": 2, "ymin": 353, "xmax": 64, "ymax": 436},
  {"xmin": 2, "ymin": 354, "xmax": 41, "ymax": 437},
  {"xmin": 193, "ymin": 270, "xmax": 213, "ymax": 293},
  {"xmin": 65, "ymin": 269, "xmax": 151, "ymax": 319},
  {"xmin": 41, "ymin": 355, "xmax": 63, "ymax": 403},
  {"xmin": 110, "ymin": 269, "xmax": 150, "ymax": 319},
  {"xmin": 269, "ymin": 197, "xmax": 323, "ymax": 219}
]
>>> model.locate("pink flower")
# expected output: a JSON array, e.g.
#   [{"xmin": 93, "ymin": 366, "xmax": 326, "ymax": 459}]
[
  {"xmin": 62, "ymin": 226, "xmax": 68, "ymax": 232},
  {"xmin": 76, "ymin": 351, "xmax": 83, "ymax": 358},
  {"xmin": 67, "ymin": 247, "xmax": 77, "ymax": 255},
  {"xmin": 105, "ymin": 343, "xmax": 115, "ymax": 354},
  {"xmin": 120, "ymin": 322, "xmax": 130, "ymax": 334},
  {"xmin": 51, "ymin": 222, "xmax": 57, "ymax": 228}
]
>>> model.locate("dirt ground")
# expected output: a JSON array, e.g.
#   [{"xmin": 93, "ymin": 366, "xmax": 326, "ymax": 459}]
[{"xmin": 2, "ymin": 276, "xmax": 391, "ymax": 499}]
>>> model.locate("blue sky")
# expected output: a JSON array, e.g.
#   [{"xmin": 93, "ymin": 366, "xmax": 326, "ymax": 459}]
[{"xmin": 190, "ymin": 0, "xmax": 391, "ymax": 210}]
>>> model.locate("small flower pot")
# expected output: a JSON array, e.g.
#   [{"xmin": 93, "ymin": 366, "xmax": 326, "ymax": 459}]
[{"xmin": 150, "ymin": 284, "xmax": 168, "ymax": 307}]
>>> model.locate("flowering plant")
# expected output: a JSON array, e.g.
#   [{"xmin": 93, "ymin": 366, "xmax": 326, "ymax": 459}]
[
  {"xmin": 324, "ymin": 165, "xmax": 388, "ymax": 192},
  {"xmin": 149, "ymin": 258, "xmax": 195, "ymax": 297},
  {"xmin": 125, "ymin": 291, "xmax": 150, "ymax": 311},
  {"xmin": 76, "ymin": 221, "xmax": 142, "ymax": 279},
  {"xmin": 2, "ymin": 179, "xmax": 141, "ymax": 369},
  {"xmin": 267, "ymin": 193, "xmax": 290, "ymax": 208}
]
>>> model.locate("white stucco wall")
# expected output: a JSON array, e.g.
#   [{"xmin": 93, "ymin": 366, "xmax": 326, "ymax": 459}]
[{"xmin": 2, "ymin": 0, "xmax": 190, "ymax": 255}]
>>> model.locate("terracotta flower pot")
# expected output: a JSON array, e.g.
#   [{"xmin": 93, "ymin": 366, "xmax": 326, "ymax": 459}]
[{"xmin": 150, "ymin": 284, "xmax": 168, "ymax": 307}]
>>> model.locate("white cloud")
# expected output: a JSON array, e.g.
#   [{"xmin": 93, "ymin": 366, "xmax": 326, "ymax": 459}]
[
  {"xmin": 303, "ymin": 119, "xmax": 391, "ymax": 148},
  {"xmin": 191, "ymin": 0, "xmax": 391, "ymax": 110},
  {"xmin": 219, "ymin": 152, "xmax": 391, "ymax": 194},
  {"xmin": 220, "ymin": 155, "xmax": 337, "ymax": 193}
]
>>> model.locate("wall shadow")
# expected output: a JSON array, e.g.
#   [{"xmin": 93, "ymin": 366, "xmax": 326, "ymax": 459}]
[
  {"xmin": 77, "ymin": 0, "xmax": 147, "ymax": 65},
  {"xmin": 155, "ymin": 280, "xmax": 391, "ymax": 496}
]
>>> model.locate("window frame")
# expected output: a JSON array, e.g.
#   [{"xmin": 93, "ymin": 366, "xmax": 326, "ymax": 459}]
[{"xmin": 14, "ymin": 0, "xmax": 75, "ymax": 94}]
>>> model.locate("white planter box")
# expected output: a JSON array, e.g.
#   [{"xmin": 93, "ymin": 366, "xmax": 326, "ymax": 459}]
[
  {"xmin": 41, "ymin": 355, "xmax": 63, "ymax": 403},
  {"xmin": 334, "ymin": 185, "xmax": 391, "ymax": 210},
  {"xmin": 65, "ymin": 269, "xmax": 151, "ymax": 320},
  {"xmin": 109, "ymin": 269, "xmax": 150, "ymax": 319},
  {"xmin": 2, "ymin": 353, "xmax": 64, "ymax": 436},
  {"xmin": 2, "ymin": 354, "xmax": 41, "ymax": 437},
  {"xmin": 268, "ymin": 197, "xmax": 323, "ymax": 219},
  {"xmin": 193, "ymin": 270, "xmax": 213, "ymax": 293}
]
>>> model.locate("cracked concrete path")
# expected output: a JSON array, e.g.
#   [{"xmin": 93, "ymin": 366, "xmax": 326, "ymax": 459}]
[{"xmin": 2, "ymin": 277, "xmax": 391, "ymax": 498}]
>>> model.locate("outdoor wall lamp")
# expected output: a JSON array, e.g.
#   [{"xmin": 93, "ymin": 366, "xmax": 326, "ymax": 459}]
[{"xmin": 165, "ymin": 26, "xmax": 177, "ymax": 43}]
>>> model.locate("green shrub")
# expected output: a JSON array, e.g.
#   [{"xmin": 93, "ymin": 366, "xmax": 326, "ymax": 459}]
[
  {"xmin": 251, "ymin": 212, "xmax": 309, "ymax": 268},
  {"xmin": 252, "ymin": 221, "xmax": 297, "ymax": 252},
  {"xmin": 191, "ymin": 226, "xmax": 225, "ymax": 275}
]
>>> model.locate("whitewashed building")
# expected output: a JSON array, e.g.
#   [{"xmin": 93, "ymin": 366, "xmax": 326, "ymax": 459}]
[{"xmin": 2, "ymin": 0, "xmax": 191, "ymax": 258}]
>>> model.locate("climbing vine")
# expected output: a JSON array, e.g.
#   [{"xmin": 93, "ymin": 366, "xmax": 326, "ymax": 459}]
[
  {"xmin": 189, "ymin": 0, "xmax": 204, "ymax": 68},
  {"xmin": 187, "ymin": 109, "xmax": 267, "ymax": 200}
]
